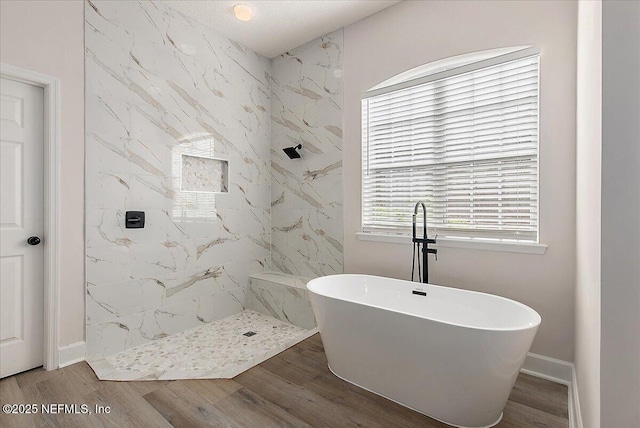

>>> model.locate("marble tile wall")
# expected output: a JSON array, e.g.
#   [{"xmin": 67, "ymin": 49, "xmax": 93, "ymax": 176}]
[
  {"xmin": 247, "ymin": 272, "xmax": 317, "ymax": 330},
  {"xmin": 269, "ymin": 31, "xmax": 344, "ymax": 277},
  {"xmin": 85, "ymin": 0, "xmax": 271, "ymax": 357}
]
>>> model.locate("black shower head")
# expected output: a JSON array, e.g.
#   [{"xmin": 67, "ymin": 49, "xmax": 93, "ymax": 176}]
[{"xmin": 283, "ymin": 144, "xmax": 302, "ymax": 159}]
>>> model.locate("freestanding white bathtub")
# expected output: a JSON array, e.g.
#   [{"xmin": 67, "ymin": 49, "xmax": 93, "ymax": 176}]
[{"xmin": 307, "ymin": 274, "xmax": 541, "ymax": 428}]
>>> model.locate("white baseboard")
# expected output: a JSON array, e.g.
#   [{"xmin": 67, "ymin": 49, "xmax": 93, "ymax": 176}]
[
  {"xmin": 521, "ymin": 352, "xmax": 573, "ymax": 385},
  {"xmin": 58, "ymin": 341, "xmax": 86, "ymax": 368},
  {"xmin": 569, "ymin": 366, "xmax": 584, "ymax": 428},
  {"xmin": 520, "ymin": 352, "xmax": 582, "ymax": 428}
]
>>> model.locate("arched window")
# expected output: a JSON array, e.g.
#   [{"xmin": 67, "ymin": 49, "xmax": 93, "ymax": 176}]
[{"xmin": 361, "ymin": 46, "xmax": 540, "ymax": 242}]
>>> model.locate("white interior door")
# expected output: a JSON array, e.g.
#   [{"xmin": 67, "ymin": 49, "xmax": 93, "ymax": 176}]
[{"xmin": 0, "ymin": 77, "xmax": 44, "ymax": 378}]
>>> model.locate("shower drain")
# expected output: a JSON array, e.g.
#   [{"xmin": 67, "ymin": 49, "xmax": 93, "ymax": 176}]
[{"xmin": 243, "ymin": 331, "xmax": 257, "ymax": 337}]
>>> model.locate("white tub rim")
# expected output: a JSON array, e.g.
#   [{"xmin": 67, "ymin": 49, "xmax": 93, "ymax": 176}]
[{"xmin": 307, "ymin": 273, "xmax": 541, "ymax": 333}]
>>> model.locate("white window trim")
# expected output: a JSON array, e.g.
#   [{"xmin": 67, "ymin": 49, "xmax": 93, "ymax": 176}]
[
  {"xmin": 356, "ymin": 232, "xmax": 547, "ymax": 255},
  {"xmin": 364, "ymin": 46, "xmax": 541, "ymax": 98}
]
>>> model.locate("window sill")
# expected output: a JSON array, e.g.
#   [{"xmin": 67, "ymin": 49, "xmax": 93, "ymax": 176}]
[{"xmin": 356, "ymin": 232, "xmax": 548, "ymax": 255}]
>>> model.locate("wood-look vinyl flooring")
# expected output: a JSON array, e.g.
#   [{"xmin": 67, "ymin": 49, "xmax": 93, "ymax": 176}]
[{"xmin": 0, "ymin": 334, "xmax": 568, "ymax": 428}]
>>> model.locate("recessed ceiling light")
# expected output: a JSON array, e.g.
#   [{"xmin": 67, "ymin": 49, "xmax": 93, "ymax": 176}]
[{"xmin": 233, "ymin": 4, "xmax": 253, "ymax": 21}]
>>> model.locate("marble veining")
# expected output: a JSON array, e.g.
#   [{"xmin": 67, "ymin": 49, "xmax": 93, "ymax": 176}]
[
  {"xmin": 270, "ymin": 30, "xmax": 344, "ymax": 277},
  {"xmin": 86, "ymin": 0, "xmax": 345, "ymax": 362},
  {"xmin": 87, "ymin": 310, "xmax": 315, "ymax": 380},
  {"xmin": 247, "ymin": 272, "xmax": 317, "ymax": 330},
  {"xmin": 85, "ymin": 0, "xmax": 270, "ymax": 358}
]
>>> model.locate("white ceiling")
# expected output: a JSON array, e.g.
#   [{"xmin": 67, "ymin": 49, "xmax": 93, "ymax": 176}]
[{"xmin": 165, "ymin": 0, "xmax": 401, "ymax": 58}]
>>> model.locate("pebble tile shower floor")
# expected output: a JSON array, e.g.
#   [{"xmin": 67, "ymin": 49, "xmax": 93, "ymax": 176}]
[{"xmin": 87, "ymin": 310, "xmax": 314, "ymax": 381}]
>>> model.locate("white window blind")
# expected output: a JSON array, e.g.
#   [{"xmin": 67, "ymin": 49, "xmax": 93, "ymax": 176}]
[{"xmin": 362, "ymin": 52, "xmax": 540, "ymax": 241}]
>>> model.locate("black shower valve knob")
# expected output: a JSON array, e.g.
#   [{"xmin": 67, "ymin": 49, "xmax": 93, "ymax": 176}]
[{"xmin": 125, "ymin": 211, "xmax": 145, "ymax": 229}]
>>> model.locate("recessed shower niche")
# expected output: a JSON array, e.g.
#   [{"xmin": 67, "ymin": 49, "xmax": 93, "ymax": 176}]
[{"xmin": 181, "ymin": 154, "xmax": 229, "ymax": 193}]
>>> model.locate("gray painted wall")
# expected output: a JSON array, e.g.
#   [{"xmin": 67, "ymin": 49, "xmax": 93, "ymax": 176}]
[{"xmin": 601, "ymin": 1, "xmax": 640, "ymax": 426}]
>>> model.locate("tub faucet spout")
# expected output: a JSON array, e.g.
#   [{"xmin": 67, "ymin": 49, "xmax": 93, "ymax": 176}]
[{"xmin": 412, "ymin": 201, "xmax": 437, "ymax": 283}]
